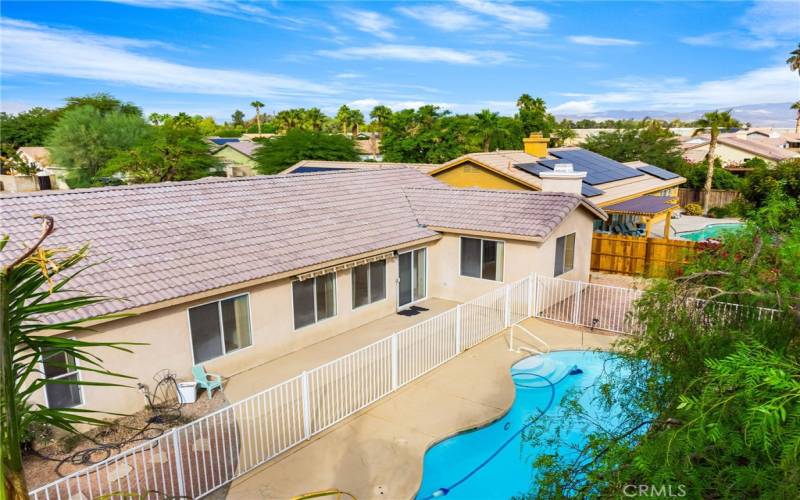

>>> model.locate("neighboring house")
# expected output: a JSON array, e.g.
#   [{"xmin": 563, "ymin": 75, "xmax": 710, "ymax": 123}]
[
  {"xmin": 423, "ymin": 133, "xmax": 686, "ymax": 238},
  {"xmin": 680, "ymin": 132, "xmax": 800, "ymax": 169},
  {"xmin": 0, "ymin": 147, "xmax": 64, "ymax": 193},
  {"xmin": 1, "ymin": 167, "xmax": 604, "ymax": 416},
  {"xmin": 356, "ymin": 135, "xmax": 382, "ymax": 161},
  {"xmin": 212, "ymin": 140, "xmax": 260, "ymax": 177}
]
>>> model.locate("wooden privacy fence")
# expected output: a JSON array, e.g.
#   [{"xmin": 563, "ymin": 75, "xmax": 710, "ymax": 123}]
[
  {"xmin": 677, "ymin": 188, "xmax": 739, "ymax": 209},
  {"xmin": 591, "ymin": 233, "xmax": 702, "ymax": 277}
]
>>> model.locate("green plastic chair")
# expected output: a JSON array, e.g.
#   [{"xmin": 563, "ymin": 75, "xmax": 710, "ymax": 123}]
[{"xmin": 192, "ymin": 365, "xmax": 222, "ymax": 400}]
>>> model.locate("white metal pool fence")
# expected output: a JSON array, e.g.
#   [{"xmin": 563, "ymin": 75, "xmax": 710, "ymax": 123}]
[{"xmin": 29, "ymin": 274, "xmax": 781, "ymax": 499}]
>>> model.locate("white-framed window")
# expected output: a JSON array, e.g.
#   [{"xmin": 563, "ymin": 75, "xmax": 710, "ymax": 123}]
[
  {"xmin": 352, "ymin": 260, "xmax": 386, "ymax": 309},
  {"xmin": 460, "ymin": 237, "xmax": 504, "ymax": 281},
  {"xmin": 188, "ymin": 294, "xmax": 252, "ymax": 363},
  {"xmin": 293, "ymin": 272, "xmax": 337, "ymax": 329},
  {"xmin": 554, "ymin": 233, "xmax": 576, "ymax": 276},
  {"xmin": 42, "ymin": 350, "xmax": 82, "ymax": 409}
]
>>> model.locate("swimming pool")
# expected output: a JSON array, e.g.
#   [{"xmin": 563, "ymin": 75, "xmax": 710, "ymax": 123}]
[
  {"xmin": 678, "ymin": 222, "xmax": 742, "ymax": 241},
  {"xmin": 416, "ymin": 350, "xmax": 623, "ymax": 499}
]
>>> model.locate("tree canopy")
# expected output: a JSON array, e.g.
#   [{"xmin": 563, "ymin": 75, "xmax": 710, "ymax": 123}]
[{"xmin": 252, "ymin": 129, "xmax": 360, "ymax": 174}]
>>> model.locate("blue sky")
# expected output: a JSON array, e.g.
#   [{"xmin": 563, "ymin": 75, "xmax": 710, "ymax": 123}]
[{"xmin": 1, "ymin": 0, "xmax": 798, "ymax": 122}]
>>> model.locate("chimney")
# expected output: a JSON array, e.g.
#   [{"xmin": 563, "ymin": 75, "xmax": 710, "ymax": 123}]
[
  {"xmin": 522, "ymin": 132, "xmax": 548, "ymax": 157},
  {"xmin": 539, "ymin": 163, "xmax": 586, "ymax": 195}
]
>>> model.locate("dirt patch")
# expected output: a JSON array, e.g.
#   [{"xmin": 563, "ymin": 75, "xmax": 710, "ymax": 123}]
[
  {"xmin": 589, "ymin": 271, "xmax": 650, "ymax": 289},
  {"xmin": 23, "ymin": 388, "xmax": 228, "ymax": 491}
]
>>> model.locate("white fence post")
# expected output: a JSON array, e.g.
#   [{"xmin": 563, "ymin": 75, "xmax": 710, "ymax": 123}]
[
  {"xmin": 171, "ymin": 430, "xmax": 187, "ymax": 498},
  {"xmin": 301, "ymin": 371, "xmax": 311, "ymax": 439},
  {"xmin": 455, "ymin": 305, "xmax": 462, "ymax": 353},
  {"xmin": 527, "ymin": 275, "xmax": 533, "ymax": 319},
  {"xmin": 533, "ymin": 274, "xmax": 540, "ymax": 318},
  {"xmin": 504, "ymin": 285, "xmax": 511, "ymax": 328},
  {"xmin": 391, "ymin": 334, "xmax": 399, "ymax": 390},
  {"xmin": 573, "ymin": 280, "xmax": 582, "ymax": 325}
]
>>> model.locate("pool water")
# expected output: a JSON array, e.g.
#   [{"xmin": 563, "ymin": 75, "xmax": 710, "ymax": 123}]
[
  {"xmin": 678, "ymin": 223, "xmax": 742, "ymax": 241},
  {"xmin": 416, "ymin": 350, "xmax": 623, "ymax": 500}
]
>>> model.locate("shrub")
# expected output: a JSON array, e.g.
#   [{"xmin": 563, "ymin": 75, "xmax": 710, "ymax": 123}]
[{"xmin": 684, "ymin": 203, "xmax": 702, "ymax": 215}]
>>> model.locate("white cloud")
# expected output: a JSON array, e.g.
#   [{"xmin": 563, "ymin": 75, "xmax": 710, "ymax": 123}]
[
  {"xmin": 107, "ymin": 0, "xmax": 304, "ymax": 27},
  {"xmin": 396, "ymin": 5, "xmax": 482, "ymax": 32},
  {"xmin": 0, "ymin": 18, "xmax": 334, "ymax": 98},
  {"xmin": 339, "ymin": 8, "xmax": 396, "ymax": 40},
  {"xmin": 568, "ymin": 36, "xmax": 640, "ymax": 47},
  {"xmin": 334, "ymin": 72, "xmax": 364, "ymax": 79},
  {"xmin": 455, "ymin": 0, "xmax": 549, "ymax": 30},
  {"xmin": 680, "ymin": 0, "xmax": 798, "ymax": 50},
  {"xmin": 553, "ymin": 65, "xmax": 799, "ymax": 113},
  {"xmin": 318, "ymin": 44, "xmax": 511, "ymax": 65}
]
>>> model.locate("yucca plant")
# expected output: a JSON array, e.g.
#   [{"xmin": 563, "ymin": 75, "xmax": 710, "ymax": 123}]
[{"xmin": 1, "ymin": 216, "xmax": 139, "ymax": 499}]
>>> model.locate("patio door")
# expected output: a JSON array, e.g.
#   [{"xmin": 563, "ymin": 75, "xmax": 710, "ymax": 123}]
[{"xmin": 398, "ymin": 248, "xmax": 427, "ymax": 309}]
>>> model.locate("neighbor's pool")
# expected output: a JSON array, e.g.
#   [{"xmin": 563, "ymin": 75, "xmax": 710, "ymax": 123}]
[
  {"xmin": 416, "ymin": 350, "xmax": 624, "ymax": 500},
  {"xmin": 677, "ymin": 222, "xmax": 742, "ymax": 241}
]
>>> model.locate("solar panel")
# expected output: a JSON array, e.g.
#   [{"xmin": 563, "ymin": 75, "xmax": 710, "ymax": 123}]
[
  {"xmin": 581, "ymin": 185, "xmax": 604, "ymax": 197},
  {"xmin": 549, "ymin": 149, "xmax": 644, "ymax": 185},
  {"xmin": 514, "ymin": 162, "xmax": 553, "ymax": 176},
  {"xmin": 636, "ymin": 164, "xmax": 680, "ymax": 180}
]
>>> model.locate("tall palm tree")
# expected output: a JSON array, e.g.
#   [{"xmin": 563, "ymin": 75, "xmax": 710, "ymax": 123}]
[
  {"xmin": 250, "ymin": 101, "xmax": 265, "ymax": 134},
  {"xmin": 792, "ymin": 102, "xmax": 800, "ymax": 134},
  {"xmin": 336, "ymin": 105, "xmax": 352, "ymax": 135},
  {"xmin": 787, "ymin": 43, "xmax": 800, "ymax": 75},
  {"xmin": 692, "ymin": 110, "xmax": 741, "ymax": 214},
  {"xmin": 304, "ymin": 107, "xmax": 326, "ymax": 132},
  {"xmin": 473, "ymin": 109, "xmax": 505, "ymax": 152},
  {"xmin": 369, "ymin": 105, "xmax": 392, "ymax": 137},
  {"xmin": 349, "ymin": 109, "xmax": 365, "ymax": 137}
]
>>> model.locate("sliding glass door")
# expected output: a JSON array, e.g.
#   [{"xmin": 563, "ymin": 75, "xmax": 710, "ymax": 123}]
[{"xmin": 398, "ymin": 248, "xmax": 427, "ymax": 308}]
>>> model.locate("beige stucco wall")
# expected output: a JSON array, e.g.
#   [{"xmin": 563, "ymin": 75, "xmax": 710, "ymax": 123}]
[{"xmin": 29, "ymin": 211, "xmax": 596, "ymax": 417}]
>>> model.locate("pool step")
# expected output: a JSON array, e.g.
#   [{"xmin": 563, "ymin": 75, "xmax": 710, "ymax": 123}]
[{"xmin": 513, "ymin": 358, "xmax": 570, "ymax": 388}]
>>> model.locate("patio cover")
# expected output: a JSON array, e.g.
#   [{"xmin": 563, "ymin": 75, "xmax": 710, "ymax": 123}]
[{"xmin": 603, "ymin": 195, "xmax": 677, "ymax": 216}]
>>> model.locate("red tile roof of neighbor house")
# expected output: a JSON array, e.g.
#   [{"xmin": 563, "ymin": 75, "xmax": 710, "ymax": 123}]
[{"xmin": 0, "ymin": 168, "xmax": 602, "ymax": 321}]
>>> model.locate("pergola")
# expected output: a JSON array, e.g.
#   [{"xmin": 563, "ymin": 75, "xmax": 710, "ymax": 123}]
[{"xmin": 602, "ymin": 195, "xmax": 678, "ymax": 239}]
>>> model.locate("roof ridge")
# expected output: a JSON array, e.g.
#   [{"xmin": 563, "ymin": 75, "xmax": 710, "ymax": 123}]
[
  {"xmin": 403, "ymin": 185, "xmax": 580, "ymax": 198},
  {"xmin": 0, "ymin": 167, "xmax": 414, "ymax": 199}
]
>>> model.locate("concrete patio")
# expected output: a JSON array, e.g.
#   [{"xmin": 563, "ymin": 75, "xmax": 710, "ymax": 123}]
[
  {"xmin": 222, "ymin": 318, "xmax": 619, "ymax": 500},
  {"xmin": 223, "ymin": 298, "xmax": 459, "ymax": 402}
]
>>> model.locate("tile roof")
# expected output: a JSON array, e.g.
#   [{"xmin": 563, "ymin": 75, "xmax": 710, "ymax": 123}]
[
  {"xmin": 685, "ymin": 134, "xmax": 800, "ymax": 161},
  {"xmin": 403, "ymin": 187, "xmax": 606, "ymax": 240},
  {"xmin": 222, "ymin": 140, "xmax": 261, "ymax": 157},
  {"xmin": 1, "ymin": 168, "xmax": 597, "ymax": 321},
  {"xmin": 284, "ymin": 160, "xmax": 440, "ymax": 174},
  {"xmin": 603, "ymin": 195, "xmax": 676, "ymax": 215},
  {"xmin": 0, "ymin": 168, "xmax": 443, "ymax": 321}
]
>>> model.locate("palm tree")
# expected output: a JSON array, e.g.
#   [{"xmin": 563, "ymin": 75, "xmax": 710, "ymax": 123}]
[
  {"xmin": 304, "ymin": 107, "xmax": 326, "ymax": 132},
  {"xmin": 369, "ymin": 105, "xmax": 392, "ymax": 137},
  {"xmin": 336, "ymin": 105, "xmax": 352, "ymax": 135},
  {"xmin": 231, "ymin": 109, "xmax": 245, "ymax": 128},
  {"xmin": 692, "ymin": 110, "xmax": 741, "ymax": 214},
  {"xmin": 787, "ymin": 43, "xmax": 800, "ymax": 75},
  {"xmin": 250, "ymin": 101, "xmax": 265, "ymax": 134},
  {"xmin": 473, "ymin": 109, "xmax": 505, "ymax": 152},
  {"xmin": 792, "ymin": 102, "xmax": 800, "ymax": 134},
  {"xmin": 147, "ymin": 112, "xmax": 166, "ymax": 126},
  {"xmin": 349, "ymin": 109, "xmax": 365, "ymax": 137}
]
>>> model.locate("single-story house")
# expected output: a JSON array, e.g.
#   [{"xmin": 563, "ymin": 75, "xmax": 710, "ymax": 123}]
[
  {"xmin": 211, "ymin": 140, "xmax": 260, "ymax": 177},
  {"xmin": 2, "ymin": 147, "xmax": 68, "ymax": 192},
  {"xmin": 680, "ymin": 132, "xmax": 800, "ymax": 169},
  {"xmin": 1, "ymin": 167, "xmax": 604, "ymax": 417}
]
